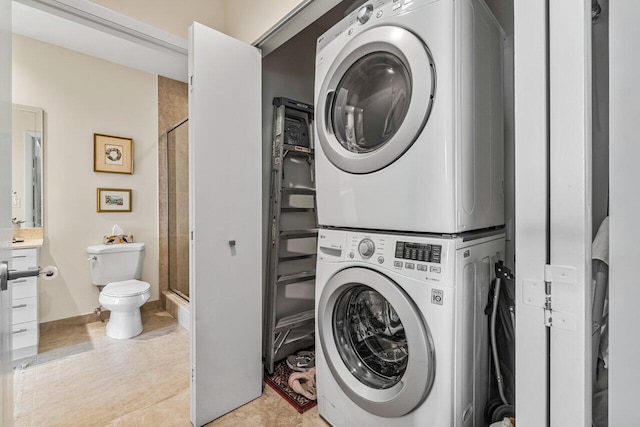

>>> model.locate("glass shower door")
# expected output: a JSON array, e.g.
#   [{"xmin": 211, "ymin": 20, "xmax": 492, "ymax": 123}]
[{"xmin": 166, "ymin": 118, "xmax": 189, "ymax": 300}]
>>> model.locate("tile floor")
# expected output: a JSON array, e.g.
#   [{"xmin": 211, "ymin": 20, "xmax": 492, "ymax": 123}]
[{"xmin": 13, "ymin": 309, "xmax": 328, "ymax": 426}]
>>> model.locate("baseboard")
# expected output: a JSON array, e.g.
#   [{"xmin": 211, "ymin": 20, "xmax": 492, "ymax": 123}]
[{"xmin": 39, "ymin": 299, "xmax": 163, "ymax": 334}]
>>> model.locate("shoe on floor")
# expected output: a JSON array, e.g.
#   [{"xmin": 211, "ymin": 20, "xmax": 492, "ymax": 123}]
[
  {"xmin": 288, "ymin": 367, "xmax": 316, "ymax": 400},
  {"xmin": 286, "ymin": 350, "xmax": 315, "ymax": 372}
]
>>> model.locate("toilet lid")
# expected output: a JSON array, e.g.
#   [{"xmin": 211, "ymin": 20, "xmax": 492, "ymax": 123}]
[{"xmin": 102, "ymin": 280, "xmax": 150, "ymax": 297}]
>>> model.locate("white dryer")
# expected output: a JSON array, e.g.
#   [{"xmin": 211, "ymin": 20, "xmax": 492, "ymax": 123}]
[
  {"xmin": 315, "ymin": 228, "xmax": 504, "ymax": 426},
  {"xmin": 314, "ymin": 0, "xmax": 504, "ymax": 233}
]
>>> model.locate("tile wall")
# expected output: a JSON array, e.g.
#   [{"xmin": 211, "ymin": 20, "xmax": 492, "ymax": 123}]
[{"xmin": 158, "ymin": 76, "xmax": 188, "ymax": 310}]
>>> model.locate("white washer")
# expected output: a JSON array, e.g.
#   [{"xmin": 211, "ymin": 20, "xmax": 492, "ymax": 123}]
[
  {"xmin": 315, "ymin": 228, "xmax": 504, "ymax": 426},
  {"xmin": 314, "ymin": 0, "xmax": 504, "ymax": 233}
]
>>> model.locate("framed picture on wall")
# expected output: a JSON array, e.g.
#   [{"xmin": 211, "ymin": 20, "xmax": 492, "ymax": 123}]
[
  {"xmin": 94, "ymin": 133, "xmax": 133, "ymax": 174},
  {"xmin": 97, "ymin": 188, "xmax": 132, "ymax": 212}
]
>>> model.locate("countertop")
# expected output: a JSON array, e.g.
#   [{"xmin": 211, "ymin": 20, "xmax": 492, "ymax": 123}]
[{"xmin": 12, "ymin": 239, "xmax": 44, "ymax": 249}]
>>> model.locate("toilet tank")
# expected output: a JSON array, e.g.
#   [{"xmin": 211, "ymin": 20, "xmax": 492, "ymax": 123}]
[{"xmin": 87, "ymin": 243, "xmax": 145, "ymax": 285}]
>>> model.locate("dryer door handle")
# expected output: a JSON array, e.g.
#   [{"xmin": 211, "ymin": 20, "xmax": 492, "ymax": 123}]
[{"xmin": 325, "ymin": 90, "xmax": 335, "ymax": 135}]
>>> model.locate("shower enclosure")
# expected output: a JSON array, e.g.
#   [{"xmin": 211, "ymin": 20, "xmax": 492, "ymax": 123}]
[{"xmin": 165, "ymin": 118, "xmax": 189, "ymax": 300}]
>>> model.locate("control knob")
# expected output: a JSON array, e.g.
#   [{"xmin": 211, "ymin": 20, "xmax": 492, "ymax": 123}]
[
  {"xmin": 356, "ymin": 5, "xmax": 374, "ymax": 25},
  {"xmin": 358, "ymin": 238, "xmax": 376, "ymax": 259}
]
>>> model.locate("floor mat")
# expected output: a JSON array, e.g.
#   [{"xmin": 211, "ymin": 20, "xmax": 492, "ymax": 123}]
[{"xmin": 264, "ymin": 359, "xmax": 317, "ymax": 414}]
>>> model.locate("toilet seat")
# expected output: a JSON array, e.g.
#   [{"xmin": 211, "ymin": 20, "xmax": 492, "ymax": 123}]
[{"xmin": 102, "ymin": 280, "xmax": 150, "ymax": 297}]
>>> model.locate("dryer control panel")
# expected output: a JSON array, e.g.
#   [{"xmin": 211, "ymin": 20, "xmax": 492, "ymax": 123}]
[{"xmin": 317, "ymin": 0, "xmax": 426, "ymax": 54}]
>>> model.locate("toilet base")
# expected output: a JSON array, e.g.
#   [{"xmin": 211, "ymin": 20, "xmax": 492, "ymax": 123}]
[{"xmin": 106, "ymin": 309, "xmax": 143, "ymax": 339}]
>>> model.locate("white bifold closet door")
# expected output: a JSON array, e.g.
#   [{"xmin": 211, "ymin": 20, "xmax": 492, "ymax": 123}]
[
  {"xmin": 188, "ymin": 22, "xmax": 262, "ymax": 427},
  {"xmin": 515, "ymin": 0, "xmax": 592, "ymax": 425}
]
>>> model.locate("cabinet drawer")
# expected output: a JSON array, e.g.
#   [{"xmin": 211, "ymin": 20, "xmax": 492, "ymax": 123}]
[
  {"xmin": 11, "ymin": 277, "xmax": 37, "ymax": 299},
  {"xmin": 12, "ymin": 297, "xmax": 37, "ymax": 325},
  {"xmin": 11, "ymin": 321, "xmax": 38, "ymax": 350},
  {"xmin": 11, "ymin": 248, "xmax": 38, "ymax": 271}
]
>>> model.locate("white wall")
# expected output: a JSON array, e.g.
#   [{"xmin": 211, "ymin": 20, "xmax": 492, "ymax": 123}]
[
  {"xmin": 609, "ymin": 1, "xmax": 640, "ymax": 424},
  {"xmin": 223, "ymin": 0, "xmax": 306, "ymax": 44},
  {"xmin": 12, "ymin": 35, "xmax": 158, "ymax": 323},
  {"xmin": 90, "ymin": 0, "xmax": 226, "ymax": 38}
]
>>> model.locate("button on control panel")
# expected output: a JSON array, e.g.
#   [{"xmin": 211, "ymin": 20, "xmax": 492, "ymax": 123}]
[
  {"xmin": 378, "ymin": 256, "xmax": 385, "ymax": 264},
  {"xmin": 405, "ymin": 263, "xmax": 415, "ymax": 270},
  {"xmin": 394, "ymin": 261, "xmax": 403, "ymax": 268},
  {"xmin": 417, "ymin": 264, "xmax": 428, "ymax": 272}
]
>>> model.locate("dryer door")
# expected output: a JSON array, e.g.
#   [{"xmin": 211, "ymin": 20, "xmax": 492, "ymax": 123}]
[
  {"xmin": 317, "ymin": 267, "xmax": 435, "ymax": 417},
  {"xmin": 316, "ymin": 26, "xmax": 435, "ymax": 174}
]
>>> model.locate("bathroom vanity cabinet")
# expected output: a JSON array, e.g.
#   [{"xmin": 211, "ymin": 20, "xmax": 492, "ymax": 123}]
[{"xmin": 10, "ymin": 247, "xmax": 39, "ymax": 361}]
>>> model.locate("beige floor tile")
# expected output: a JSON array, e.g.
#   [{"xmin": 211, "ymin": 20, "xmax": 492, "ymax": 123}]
[
  {"xmin": 302, "ymin": 407, "xmax": 329, "ymax": 427},
  {"xmin": 205, "ymin": 387, "xmax": 327, "ymax": 427},
  {"xmin": 14, "ymin": 308, "xmax": 328, "ymax": 427},
  {"xmin": 105, "ymin": 388, "xmax": 191, "ymax": 427}
]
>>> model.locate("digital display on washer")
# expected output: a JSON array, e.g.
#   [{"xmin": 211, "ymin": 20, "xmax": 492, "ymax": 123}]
[{"xmin": 395, "ymin": 242, "xmax": 442, "ymax": 263}]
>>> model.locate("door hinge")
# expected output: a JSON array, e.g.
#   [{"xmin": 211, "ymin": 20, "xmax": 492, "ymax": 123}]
[
  {"xmin": 191, "ymin": 365, "xmax": 195, "ymax": 383},
  {"xmin": 523, "ymin": 264, "xmax": 577, "ymax": 330},
  {"xmin": 543, "ymin": 279, "xmax": 553, "ymax": 327}
]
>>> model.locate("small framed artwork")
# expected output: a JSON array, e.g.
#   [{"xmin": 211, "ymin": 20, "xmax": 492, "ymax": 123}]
[
  {"xmin": 94, "ymin": 133, "xmax": 133, "ymax": 174},
  {"xmin": 97, "ymin": 188, "xmax": 132, "ymax": 213}
]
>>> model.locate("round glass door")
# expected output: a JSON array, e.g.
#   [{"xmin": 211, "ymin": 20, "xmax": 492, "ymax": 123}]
[
  {"xmin": 317, "ymin": 267, "xmax": 435, "ymax": 418},
  {"xmin": 332, "ymin": 53, "xmax": 412, "ymax": 154},
  {"xmin": 317, "ymin": 26, "xmax": 435, "ymax": 174},
  {"xmin": 333, "ymin": 285, "xmax": 408, "ymax": 389}
]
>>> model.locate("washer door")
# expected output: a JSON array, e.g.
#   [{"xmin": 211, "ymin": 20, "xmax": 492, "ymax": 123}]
[
  {"xmin": 316, "ymin": 26, "xmax": 435, "ymax": 174},
  {"xmin": 318, "ymin": 267, "xmax": 435, "ymax": 417}
]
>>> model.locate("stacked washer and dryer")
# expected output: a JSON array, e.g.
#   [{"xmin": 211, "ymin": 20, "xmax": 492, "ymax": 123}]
[{"xmin": 313, "ymin": 0, "xmax": 506, "ymax": 426}]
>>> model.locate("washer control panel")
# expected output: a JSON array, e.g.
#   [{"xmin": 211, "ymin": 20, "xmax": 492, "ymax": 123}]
[
  {"xmin": 318, "ymin": 229, "xmax": 504, "ymax": 289},
  {"xmin": 337, "ymin": 231, "xmax": 448, "ymax": 282}
]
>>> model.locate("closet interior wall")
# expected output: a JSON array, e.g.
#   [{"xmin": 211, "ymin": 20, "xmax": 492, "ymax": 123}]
[{"xmin": 260, "ymin": 3, "xmax": 351, "ymax": 323}]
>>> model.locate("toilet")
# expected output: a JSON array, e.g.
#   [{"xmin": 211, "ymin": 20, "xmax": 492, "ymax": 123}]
[{"xmin": 87, "ymin": 243, "xmax": 151, "ymax": 339}]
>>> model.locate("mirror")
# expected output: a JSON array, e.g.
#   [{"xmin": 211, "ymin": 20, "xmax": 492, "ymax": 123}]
[{"xmin": 12, "ymin": 104, "xmax": 44, "ymax": 231}]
